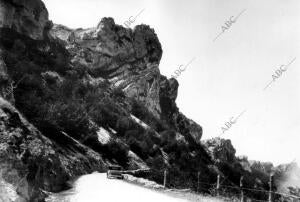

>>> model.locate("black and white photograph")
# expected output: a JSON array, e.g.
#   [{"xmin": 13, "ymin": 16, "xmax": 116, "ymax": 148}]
[{"xmin": 0, "ymin": 0, "xmax": 299, "ymax": 201}]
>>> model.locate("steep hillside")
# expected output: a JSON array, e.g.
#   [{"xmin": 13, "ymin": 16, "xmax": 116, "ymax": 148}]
[
  {"xmin": 0, "ymin": 98, "xmax": 107, "ymax": 201},
  {"xmin": 0, "ymin": 0, "xmax": 297, "ymax": 201},
  {"xmin": 0, "ymin": 0, "xmax": 213, "ymax": 200}
]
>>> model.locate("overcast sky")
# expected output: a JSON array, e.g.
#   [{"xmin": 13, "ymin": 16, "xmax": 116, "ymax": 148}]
[{"xmin": 43, "ymin": 0, "xmax": 300, "ymax": 166}]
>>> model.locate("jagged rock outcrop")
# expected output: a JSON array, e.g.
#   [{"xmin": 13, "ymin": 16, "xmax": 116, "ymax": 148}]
[
  {"xmin": 0, "ymin": 0, "xmax": 51, "ymax": 40},
  {"xmin": 50, "ymin": 18, "xmax": 164, "ymax": 118},
  {"xmin": 203, "ymin": 137, "xmax": 236, "ymax": 163},
  {"xmin": 50, "ymin": 18, "xmax": 203, "ymax": 143}
]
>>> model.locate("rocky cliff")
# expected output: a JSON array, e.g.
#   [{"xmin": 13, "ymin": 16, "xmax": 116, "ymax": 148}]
[
  {"xmin": 1, "ymin": 0, "xmax": 296, "ymax": 201},
  {"xmin": 49, "ymin": 19, "xmax": 203, "ymax": 143},
  {"xmin": 0, "ymin": 0, "xmax": 50, "ymax": 40},
  {"xmin": 0, "ymin": 0, "xmax": 207, "ymax": 200}
]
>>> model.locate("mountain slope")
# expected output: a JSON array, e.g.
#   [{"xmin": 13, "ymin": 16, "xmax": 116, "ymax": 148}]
[
  {"xmin": 0, "ymin": 0, "xmax": 212, "ymax": 200},
  {"xmin": 1, "ymin": 0, "xmax": 296, "ymax": 201}
]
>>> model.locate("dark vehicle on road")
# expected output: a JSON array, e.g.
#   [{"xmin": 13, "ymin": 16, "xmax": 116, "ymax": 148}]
[{"xmin": 107, "ymin": 165, "xmax": 124, "ymax": 179}]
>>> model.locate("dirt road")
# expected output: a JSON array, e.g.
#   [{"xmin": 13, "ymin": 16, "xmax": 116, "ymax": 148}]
[
  {"xmin": 46, "ymin": 172, "xmax": 224, "ymax": 202},
  {"xmin": 46, "ymin": 172, "xmax": 186, "ymax": 202}
]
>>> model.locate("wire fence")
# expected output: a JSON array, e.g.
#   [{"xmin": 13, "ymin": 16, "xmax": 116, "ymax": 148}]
[{"xmin": 128, "ymin": 168, "xmax": 300, "ymax": 202}]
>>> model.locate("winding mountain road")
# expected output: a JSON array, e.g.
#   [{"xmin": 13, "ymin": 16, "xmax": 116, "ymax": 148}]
[
  {"xmin": 46, "ymin": 172, "xmax": 225, "ymax": 202},
  {"xmin": 47, "ymin": 172, "xmax": 187, "ymax": 202}
]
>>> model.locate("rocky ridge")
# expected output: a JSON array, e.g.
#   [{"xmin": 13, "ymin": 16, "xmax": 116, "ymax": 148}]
[
  {"xmin": 0, "ymin": 0, "xmax": 298, "ymax": 201},
  {"xmin": 0, "ymin": 0, "xmax": 207, "ymax": 200}
]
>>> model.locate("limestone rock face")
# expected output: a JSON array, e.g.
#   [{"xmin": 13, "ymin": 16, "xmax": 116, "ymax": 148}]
[
  {"xmin": 0, "ymin": 0, "xmax": 50, "ymax": 40},
  {"xmin": 51, "ymin": 18, "xmax": 163, "ymax": 107},
  {"xmin": 50, "ymin": 18, "xmax": 203, "ymax": 143}
]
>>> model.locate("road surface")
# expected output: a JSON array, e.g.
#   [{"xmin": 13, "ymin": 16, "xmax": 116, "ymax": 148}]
[
  {"xmin": 47, "ymin": 172, "xmax": 187, "ymax": 202},
  {"xmin": 46, "ymin": 172, "xmax": 225, "ymax": 202}
]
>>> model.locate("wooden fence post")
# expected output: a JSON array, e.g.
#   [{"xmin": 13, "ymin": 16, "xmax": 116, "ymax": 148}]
[
  {"xmin": 217, "ymin": 174, "xmax": 220, "ymax": 196},
  {"xmin": 240, "ymin": 176, "xmax": 244, "ymax": 202},
  {"xmin": 268, "ymin": 174, "xmax": 272, "ymax": 202},
  {"xmin": 163, "ymin": 170, "xmax": 167, "ymax": 188}
]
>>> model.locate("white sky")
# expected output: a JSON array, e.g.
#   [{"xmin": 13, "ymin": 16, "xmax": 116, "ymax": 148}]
[{"xmin": 43, "ymin": 0, "xmax": 300, "ymax": 166}]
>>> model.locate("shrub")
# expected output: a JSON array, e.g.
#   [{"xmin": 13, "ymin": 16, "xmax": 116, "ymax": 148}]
[
  {"xmin": 115, "ymin": 116, "xmax": 132, "ymax": 136},
  {"xmin": 46, "ymin": 101, "xmax": 96, "ymax": 140},
  {"xmin": 130, "ymin": 99, "xmax": 167, "ymax": 132},
  {"xmin": 103, "ymin": 141, "xmax": 129, "ymax": 167},
  {"xmin": 146, "ymin": 155, "xmax": 165, "ymax": 171}
]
